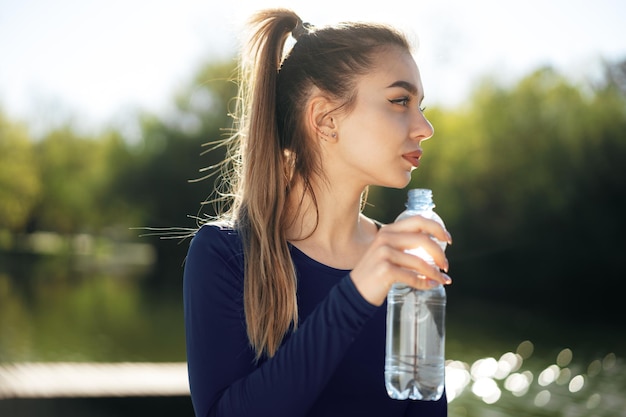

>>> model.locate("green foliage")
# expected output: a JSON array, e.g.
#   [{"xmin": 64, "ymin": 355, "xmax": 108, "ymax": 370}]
[
  {"xmin": 367, "ymin": 64, "xmax": 626, "ymax": 319},
  {"xmin": 362, "ymin": 62, "xmax": 626, "ymax": 322},
  {"xmin": 31, "ymin": 128, "xmax": 105, "ymax": 233},
  {"xmin": 0, "ymin": 113, "xmax": 41, "ymax": 232},
  {"xmin": 1, "ymin": 56, "xmax": 625, "ymax": 320},
  {"xmin": 0, "ymin": 60, "xmax": 237, "ymax": 243},
  {"xmin": 101, "ymin": 61, "xmax": 238, "ymax": 267},
  {"xmin": 109, "ymin": 61, "xmax": 238, "ymax": 228}
]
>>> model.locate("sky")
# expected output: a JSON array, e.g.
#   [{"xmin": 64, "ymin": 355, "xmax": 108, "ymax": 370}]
[{"xmin": 1, "ymin": 0, "xmax": 625, "ymax": 136}]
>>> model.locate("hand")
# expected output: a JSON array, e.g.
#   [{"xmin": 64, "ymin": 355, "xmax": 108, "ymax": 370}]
[{"xmin": 350, "ymin": 215, "xmax": 452, "ymax": 306}]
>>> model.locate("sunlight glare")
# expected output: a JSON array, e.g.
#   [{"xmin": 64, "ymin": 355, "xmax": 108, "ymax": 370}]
[
  {"xmin": 538, "ymin": 364, "xmax": 560, "ymax": 386},
  {"xmin": 470, "ymin": 357, "xmax": 498, "ymax": 379},
  {"xmin": 504, "ymin": 371, "xmax": 532, "ymax": 397},
  {"xmin": 471, "ymin": 377, "xmax": 501, "ymax": 404},
  {"xmin": 445, "ymin": 360, "xmax": 471, "ymax": 402},
  {"xmin": 569, "ymin": 375, "xmax": 585, "ymax": 393},
  {"xmin": 494, "ymin": 352, "xmax": 522, "ymax": 379}
]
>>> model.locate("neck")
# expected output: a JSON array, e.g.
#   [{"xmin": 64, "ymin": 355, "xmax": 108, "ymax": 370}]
[{"xmin": 285, "ymin": 178, "xmax": 376, "ymax": 269}]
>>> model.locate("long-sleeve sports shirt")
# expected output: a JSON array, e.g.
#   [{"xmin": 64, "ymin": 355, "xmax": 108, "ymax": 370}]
[{"xmin": 183, "ymin": 224, "xmax": 447, "ymax": 417}]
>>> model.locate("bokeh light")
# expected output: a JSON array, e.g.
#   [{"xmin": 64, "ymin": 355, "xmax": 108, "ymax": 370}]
[
  {"xmin": 471, "ymin": 377, "xmax": 501, "ymax": 404},
  {"xmin": 587, "ymin": 359, "xmax": 602, "ymax": 377},
  {"xmin": 444, "ymin": 341, "xmax": 623, "ymax": 416},
  {"xmin": 586, "ymin": 393, "xmax": 601, "ymax": 410},
  {"xmin": 556, "ymin": 367, "xmax": 571, "ymax": 385},
  {"xmin": 602, "ymin": 353, "xmax": 616, "ymax": 371},
  {"xmin": 556, "ymin": 348, "xmax": 572, "ymax": 367},
  {"xmin": 538, "ymin": 364, "xmax": 560, "ymax": 386},
  {"xmin": 444, "ymin": 360, "xmax": 471, "ymax": 402},
  {"xmin": 470, "ymin": 357, "xmax": 498, "ymax": 379},
  {"xmin": 534, "ymin": 389, "xmax": 551, "ymax": 407},
  {"xmin": 516, "ymin": 340, "xmax": 534, "ymax": 359},
  {"xmin": 569, "ymin": 375, "xmax": 585, "ymax": 393},
  {"xmin": 504, "ymin": 371, "xmax": 533, "ymax": 397}
]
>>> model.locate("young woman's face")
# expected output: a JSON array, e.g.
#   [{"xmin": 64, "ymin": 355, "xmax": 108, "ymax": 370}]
[{"xmin": 331, "ymin": 47, "xmax": 434, "ymax": 189}]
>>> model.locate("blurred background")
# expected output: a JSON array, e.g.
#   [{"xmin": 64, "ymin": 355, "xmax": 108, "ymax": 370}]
[{"xmin": 1, "ymin": 0, "xmax": 625, "ymax": 416}]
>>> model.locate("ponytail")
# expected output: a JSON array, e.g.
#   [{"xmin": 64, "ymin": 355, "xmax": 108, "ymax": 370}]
[
  {"xmin": 215, "ymin": 8, "xmax": 411, "ymax": 359},
  {"xmin": 234, "ymin": 9, "xmax": 301, "ymax": 359}
]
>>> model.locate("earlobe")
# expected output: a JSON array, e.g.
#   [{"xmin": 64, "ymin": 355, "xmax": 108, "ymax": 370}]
[
  {"xmin": 307, "ymin": 92, "xmax": 338, "ymax": 141},
  {"xmin": 318, "ymin": 130, "xmax": 337, "ymax": 141}
]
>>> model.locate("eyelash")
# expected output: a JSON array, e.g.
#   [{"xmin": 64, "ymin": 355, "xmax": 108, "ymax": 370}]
[{"xmin": 389, "ymin": 97, "xmax": 426, "ymax": 112}]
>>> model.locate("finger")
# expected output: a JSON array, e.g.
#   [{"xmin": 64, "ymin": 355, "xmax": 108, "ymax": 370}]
[
  {"xmin": 376, "ymin": 231, "xmax": 449, "ymax": 272},
  {"xmin": 391, "ymin": 249, "xmax": 452, "ymax": 286},
  {"xmin": 392, "ymin": 265, "xmax": 452, "ymax": 289},
  {"xmin": 382, "ymin": 215, "xmax": 452, "ymax": 245},
  {"xmin": 408, "ymin": 236, "xmax": 449, "ymax": 273}
]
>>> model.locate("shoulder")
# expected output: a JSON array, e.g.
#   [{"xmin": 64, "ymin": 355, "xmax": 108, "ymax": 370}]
[
  {"xmin": 190, "ymin": 222, "xmax": 242, "ymax": 255},
  {"xmin": 192, "ymin": 223, "xmax": 241, "ymax": 244},
  {"xmin": 184, "ymin": 223, "xmax": 245, "ymax": 284}
]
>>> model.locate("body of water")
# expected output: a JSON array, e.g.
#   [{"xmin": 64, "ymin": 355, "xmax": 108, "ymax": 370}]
[{"xmin": 0, "ymin": 252, "xmax": 624, "ymax": 416}]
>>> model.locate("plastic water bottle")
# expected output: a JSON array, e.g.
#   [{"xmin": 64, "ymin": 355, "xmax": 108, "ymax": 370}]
[{"xmin": 385, "ymin": 188, "xmax": 447, "ymax": 401}]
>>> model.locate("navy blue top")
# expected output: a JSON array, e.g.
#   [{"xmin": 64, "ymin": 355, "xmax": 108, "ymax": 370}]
[{"xmin": 183, "ymin": 224, "xmax": 447, "ymax": 417}]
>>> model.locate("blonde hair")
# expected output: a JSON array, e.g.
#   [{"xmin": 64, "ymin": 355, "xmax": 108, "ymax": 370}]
[{"xmin": 214, "ymin": 8, "xmax": 411, "ymax": 359}]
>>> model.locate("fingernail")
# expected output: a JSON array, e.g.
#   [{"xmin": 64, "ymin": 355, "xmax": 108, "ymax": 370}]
[
  {"xmin": 442, "ymin": 273, "xmax": 452, "ymax": 285},
  {"xmin": 446, "ymin": 231, "xmax": 453, "ymax": 244}
]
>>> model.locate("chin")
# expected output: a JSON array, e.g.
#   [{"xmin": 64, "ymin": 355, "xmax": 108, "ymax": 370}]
[{"xmin": 380, "ymin": 173, "xmax": 413, "ymax": 189}]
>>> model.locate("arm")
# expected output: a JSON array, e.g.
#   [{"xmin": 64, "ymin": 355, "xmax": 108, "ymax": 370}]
[{"xmin": 183, "ymin": 226, "xmax": 378, "ymax": 417}]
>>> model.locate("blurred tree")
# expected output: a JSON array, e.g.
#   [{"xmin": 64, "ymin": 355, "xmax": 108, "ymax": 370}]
[
  {"xmin": 366, "ymin": 60, "xmax": 626, "ymax": 323},
  {"xmin": 0, "ymin": 112, "xmax": 41, "ymax": 233},
  {"xmin": 5, "ymin": 51, "xmax": 624, "ymax": 323},
  {"xmin": 29, "ymin": 127, "xmax": 108, "ymax": 234},
  {"xmin": 95, "ymin": 130, "xmax": 149, "ymax": 237},
  {"xmin": 446, "ymin": 65, "xmax": 621, "ymax": 320},
  {"xmin": 109, "ymin": 61, "xmax": 238, "ymax": 268},
  {"xmin": 602, "ymin": 57, "xmax": 626, "ymax": 96}
]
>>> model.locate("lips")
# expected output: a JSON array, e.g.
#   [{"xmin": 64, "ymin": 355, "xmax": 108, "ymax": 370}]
[{"xmin": 402, "ymin": 149, "xmax": 423, "ymax": 168}]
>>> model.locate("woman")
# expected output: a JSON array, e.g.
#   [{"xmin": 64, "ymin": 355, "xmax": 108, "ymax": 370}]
[{"xmin": 183, "ymin": 8, "xmax": 453, "ymax": 417}]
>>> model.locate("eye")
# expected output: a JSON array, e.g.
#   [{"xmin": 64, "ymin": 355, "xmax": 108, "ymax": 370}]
[
  {"xmin": 389, "ymin": 97, "xmax": 410, "ymax": 107},
  {"xmin": 390, "ymin": 97, "xmax": 426, "ymax": 112}
]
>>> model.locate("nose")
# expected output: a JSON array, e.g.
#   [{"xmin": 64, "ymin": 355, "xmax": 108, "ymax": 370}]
[{"xmin": 411, "ymin": 110, "xmax": 434, "ymax": 142}]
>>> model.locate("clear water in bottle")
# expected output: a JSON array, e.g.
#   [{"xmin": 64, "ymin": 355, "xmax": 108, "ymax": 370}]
[
  {"xmin": 385, "ymin": 284, "xmax": 446, "ymax": 400},
  {"xmin": 385, "ymin": 188, "xmax": 447, "ymax": 401}
]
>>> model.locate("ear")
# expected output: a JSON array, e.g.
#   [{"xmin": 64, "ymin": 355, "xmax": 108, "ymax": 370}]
[{"xmin": 306, "ymin": 90, "xmax": 338, "ymax": 141}]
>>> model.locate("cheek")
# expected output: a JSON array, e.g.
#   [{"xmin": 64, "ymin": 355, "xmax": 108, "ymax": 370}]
[
  {"xmin": 342, "ymin": 121, "xmax": 387, "ymax": 155},
  {"xmin": 344, "ymin": 106, "xmax": 397, "ymax": 141},
  {"xmin": 338, "ymin": 103, "xmax": 408, "ymax": 159}
]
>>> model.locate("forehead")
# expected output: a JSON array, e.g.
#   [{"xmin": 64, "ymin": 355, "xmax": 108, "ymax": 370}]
[{"xmin": 361, "ymin": 47, "xmax": 422, "ymax": 93}]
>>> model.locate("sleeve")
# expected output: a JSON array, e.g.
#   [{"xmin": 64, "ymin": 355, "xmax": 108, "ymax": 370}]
[{"xmin": 183, "ymin": 226, "xmax": 379, "ymax": 417}]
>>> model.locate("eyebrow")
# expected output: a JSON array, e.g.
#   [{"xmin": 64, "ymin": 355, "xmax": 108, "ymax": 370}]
[{"xmin": 386, "ymin": 80, "xmax": 420, "ymax": 97}]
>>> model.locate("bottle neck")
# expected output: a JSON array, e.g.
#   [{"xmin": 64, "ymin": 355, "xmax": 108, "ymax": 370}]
[{"xmin": 406, "ymin": 188, "xmax": 435, "ymax": 212}]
